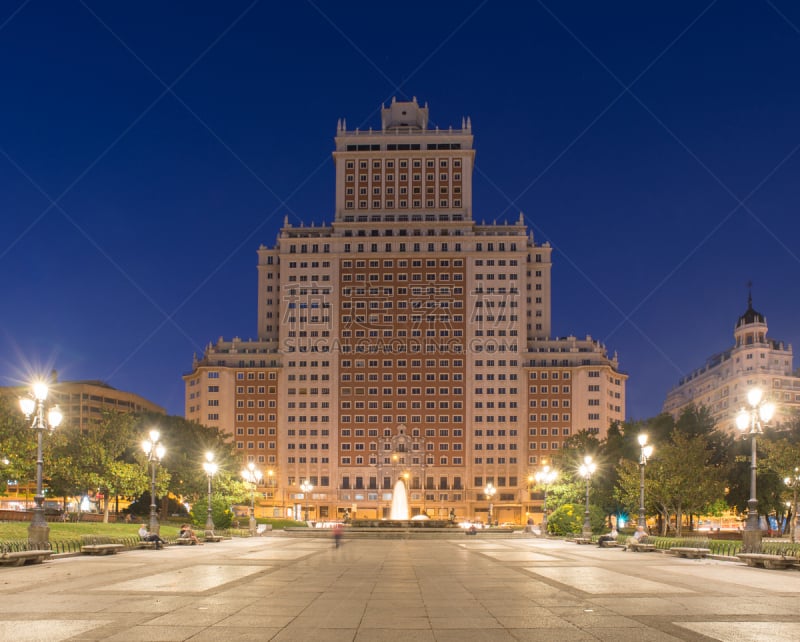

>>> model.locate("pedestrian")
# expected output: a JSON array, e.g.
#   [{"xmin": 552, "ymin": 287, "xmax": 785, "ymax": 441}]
[{"xmin": 333, "ymin": 522, "xmax": 343, "ymax": 548}]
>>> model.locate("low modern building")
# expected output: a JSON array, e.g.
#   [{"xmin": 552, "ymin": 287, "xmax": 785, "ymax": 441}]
[
  {"xmin": 184, "ymin": 98, "xmax": 627, "ymax": 524},
  {"xmin": 663, "ymin": 294, "xmax": 800, "ymax": 430},
  {"xmin": 0, "ymin": 376, "xmax": 165, "ymax": 509},
  {"xmin": 2, "ymin": 377, "xmax": 165, "ymax": 430}
]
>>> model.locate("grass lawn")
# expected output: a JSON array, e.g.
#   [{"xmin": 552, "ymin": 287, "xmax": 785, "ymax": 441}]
[
  {"xmin": 0, "ymin": 517, "xmax": 307, "ymax": 541},
  {"xmin": 0, "ymin": 521, "xmax": 183, "ymax": 541}
]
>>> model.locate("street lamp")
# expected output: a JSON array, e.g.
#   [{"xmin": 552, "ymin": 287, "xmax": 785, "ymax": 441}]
[
  {"xmin": 736, "ymin": 387, "xmax": 775, "ymax": 553},
  {"xmin": 241, "ymin": 462, "xmax": 263, "ymax": 535},
  {"xmin": 534, "ymin": 465, "xmax": 558, "ymax": 534},
  {"xmin": 579, "ymin": 455, "xmax": 597, "ymax": 539},
  {"xmin": 484, "ymin": 482, "xmax": 497, "ymax": 526},
  {"xmin": 18, "ymin": 381, "xmax": 63, "ymax": 547},
  {"xmin": 527, "ymin": 474, "xmax": 534, "ymax": 526},
  {"xmin": 637, "ymin": 434, "xmax": 654, "ymax": 529},
  {"xmin": 202, "ymin": 452, "xmax": 218, "ymax": 533},
  {"xmin": 142, "ymin": 429, "xmax": 165, "ymax": 535},
  {"xmin": 784, "ymin": 467, "xmax": 800, "ymax": 544},
  {"xmin": 266, "ymin": 469, "xmax": 275, "ymax": 513},
  {"xmin": 300, "ymin": 480, "xmax": 314, "ymax": 521}
]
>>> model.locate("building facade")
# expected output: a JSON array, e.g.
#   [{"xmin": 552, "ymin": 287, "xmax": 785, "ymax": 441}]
[
  {"xmin": 663, "ymin": 295, "xmax": 800, "ymax": 430},
  {"xmin": 2, "ymin": 377, "xmax": 165, "ymax": 430},
  {"xmin": 184, "ymin": 98, "xmax": 626, "ymax": 524},
  {"xmin": 0, "ymin": 377, "xmax": 164, "ymax": 508}
]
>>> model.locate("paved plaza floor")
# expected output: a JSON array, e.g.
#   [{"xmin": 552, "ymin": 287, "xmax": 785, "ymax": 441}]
[{"xmin": 1, "ymin": 534, "xmax": 800, "ymax": 641}]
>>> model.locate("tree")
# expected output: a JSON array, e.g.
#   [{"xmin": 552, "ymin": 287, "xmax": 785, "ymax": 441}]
[
  {"xmin": 756, "ymin": 436, "xmax": 800, "ymax": 523},
  {"xmin": 614, "ymin": 459, "xmax": 651, "ymax": 527},
  {"xmin": 0, "ymin": 395, "xmax": 38, "ymax": 494},
  {"xmin": 544, "ymin": 478, "xmax": 585, "ymax": 511},
  {"xmin": 675, "ymin": 404, "xmax": 733, "ymax": 468},
  {"xmin": 725, "ymin": 421, "xmax": 800, "ymax": 522},
  {"xmin": 189, "ymin": 493, "xmax": 236, "ymax": 529},
  {"xmin": 556, "ymin": 427, "xmax": 635, "ymax": 527},
  {"xmin": 48, "ymin": 411, "xmax": 153, "ymax": 521},
  {"xmin": 623, "ymin": 430, "xmax": 726, "ymax": 536},
  {"xmin": 134, "ymin": 413, "xmax": 240, "ymax": 512}
]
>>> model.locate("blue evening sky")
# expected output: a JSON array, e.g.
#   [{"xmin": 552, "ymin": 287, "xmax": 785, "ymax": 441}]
[{"xmin": 2, "ymin": 1, "xmax": 799, "ymax": 421}]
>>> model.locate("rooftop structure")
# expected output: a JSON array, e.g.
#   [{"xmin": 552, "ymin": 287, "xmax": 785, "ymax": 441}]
[{"xmin": 663, "ymin": 293, "xmax": 799, "ymax": 430}]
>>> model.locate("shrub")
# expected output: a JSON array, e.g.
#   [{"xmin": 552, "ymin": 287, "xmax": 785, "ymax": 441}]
[
  {"xmin": 189, "ymin": 495, "xmax": 233, "ymax": 529},
  {"xmin": 127, "ymin": 494, "xmax": 188, "ymax": 518},
  {"xmin": 547, "ymin": 503, "xmax": 606, "ymax": 536}
]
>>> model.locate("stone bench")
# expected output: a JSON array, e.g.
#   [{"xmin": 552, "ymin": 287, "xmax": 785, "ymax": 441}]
[
  {"xmin": 137, "ymin": 540, "xmax": 158, "ymax": 549},
  {"xmin": 599, "ymin": 539, "xmax": 623, "ymax": 548},
  {"xmin": 203, "ymin": 534, "xmax": 224, "ymax": 543},
  {"xmin": 0, "ymin": 550, "xmax": 53, "ymax": 566},
  {"xmin": 628, "ymin": 541, "xmax": 656, "ymax": 552},
  {"xmin": 81, "ymin": 543, "xmax": 125, "ymax": 555},
  {"xmin": 737, "ymin": 553, "xmax": 798, "ymax": 570},
  {"xmin": 671, "ymin": 547, "xmax": 710, "ymax": 559},
  {"xmin": 573, "ymin": 538, "xmax": 592, "ymax": 545},
  {"xmin": 176, "ymin": 537, "xmax": 195, "ymax": 545}
]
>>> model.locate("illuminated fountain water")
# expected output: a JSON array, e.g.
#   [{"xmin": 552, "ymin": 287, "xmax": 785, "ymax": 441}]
[
  {"xmin": 390, "ymin": 479, "xmax": 410, "ymax": 520},
  {"xmin": 343, "ymin": 477, "xmax": 455, "ymax": 531}
]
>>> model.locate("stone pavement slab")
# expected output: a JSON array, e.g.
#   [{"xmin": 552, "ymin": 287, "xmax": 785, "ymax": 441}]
[{"xmin": 1, "ymin": 535, "xmax": 800, "ymax": 639}]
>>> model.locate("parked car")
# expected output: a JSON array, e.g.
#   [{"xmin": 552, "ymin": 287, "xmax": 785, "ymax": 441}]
[{"xmin": 43, "ymin": 501, "xmax": 64, "ymax": 515}]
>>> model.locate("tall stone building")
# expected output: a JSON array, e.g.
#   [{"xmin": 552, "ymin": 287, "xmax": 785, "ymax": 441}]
[
  {"xmin": 663, "ymin": 294, "xmax": 800, "ymax": 430},
  {"xmin": 184, "ymin": 98, "xmax": 626, "ymax": 524}
]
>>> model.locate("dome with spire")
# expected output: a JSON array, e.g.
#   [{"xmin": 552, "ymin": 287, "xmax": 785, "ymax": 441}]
[{"xmin": 736, "ymin": 291, "xmax": 766, "ymax": 329}]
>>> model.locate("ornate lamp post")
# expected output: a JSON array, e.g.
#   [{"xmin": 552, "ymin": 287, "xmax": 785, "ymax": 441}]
[
  {"xmin": 784, "ymin": 467, "xmax": 800, "ymax": 544},
  {"xmin": 142, "ymin": 429, "xmax": 165, "ymax": 535},
  {"xmin": 534, "ymin": 465, "xmax": 558, "ymax": 534},
  {"xmin": 484, "ymin": 482, "xmax": 497, "ymax": 526},
  {"xmin": 300, "ymin": 480, "xmax": 314, "ymax": 521},
  {"xmin": 202, "ymin": 452, "xmax": 217, "ymax": 533},
  {"xmin": 18, "ymin": 381, "xmax": 63, "ymax": 547},
  {"xmin": 241, "ymin": 462, "xmax": 262, "ymax": 535},
  {"xmin": 637, "ymin": 434, "xmax": 654, "ymax": 529},
  {"xmin": 736, "ymin": 387, "xmax": 775, "ymax": 553},
  {"xmin": 526, "ymin": 474, "xmax": 534, "ymax": 526},
  {"xmin": 579, "ymin": 455, "xmax": 597, "ymax": 539}
]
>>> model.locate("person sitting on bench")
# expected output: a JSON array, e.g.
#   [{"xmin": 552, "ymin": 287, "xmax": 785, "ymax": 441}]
[
  {"xmin": 179, "ymin": 523, "xmax": 203, "ymax": 545},
  {"xmin": 597, "ymin": 525, "xmax": 619, "ymax": 547},
  {"xmin": 624, "ymin": 525, "xmax": 648, "ymax": 550},
  {"xmin": 138, "ymin": 524, "xmax": 166, "ymax": 549}
]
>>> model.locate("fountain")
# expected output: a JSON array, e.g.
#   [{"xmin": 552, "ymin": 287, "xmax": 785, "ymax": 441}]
[
  {"xmin": 284, "ymin": 475, "xmax": 506, "ymax": 537},
  {"xmin": 340, "ymin": 475, "xmax": 453, "ymax": 532},
  {"xmin": 390, "ymin": 479, "xmax": 409, "ymax": 520}
]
